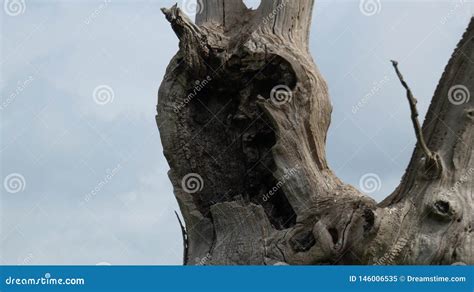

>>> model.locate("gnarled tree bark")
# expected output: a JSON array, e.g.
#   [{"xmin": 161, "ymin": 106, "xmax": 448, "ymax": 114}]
[{"xmin": 157, "ymin": 0, "xmax": 473, "ymax": 265}]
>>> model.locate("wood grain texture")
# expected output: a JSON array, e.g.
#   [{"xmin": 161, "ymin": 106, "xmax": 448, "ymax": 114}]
[{"xmin": 157, "ymin": 1, "xmax": 473, "ymax": 265}]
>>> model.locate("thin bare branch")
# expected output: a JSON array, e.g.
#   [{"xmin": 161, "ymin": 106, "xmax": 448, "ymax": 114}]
[{"xmin": 390, "ymin": 60, "xmax": 441, "ymax": 178}]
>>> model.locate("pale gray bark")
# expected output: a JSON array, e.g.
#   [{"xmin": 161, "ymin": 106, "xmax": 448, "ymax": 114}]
[{"xmin": 157, "ymin": 0, "xmax": 473, "ymax": 265}]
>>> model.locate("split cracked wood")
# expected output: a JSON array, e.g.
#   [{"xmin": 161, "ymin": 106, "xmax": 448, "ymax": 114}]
[{"xmin": 157, "ymin": 0, "xmax": 473, "ymax": 265}]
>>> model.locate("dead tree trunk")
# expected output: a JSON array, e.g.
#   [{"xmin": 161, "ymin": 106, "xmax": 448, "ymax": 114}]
[{"xmin": 157, "ymin": 0, "xmax": 473, "ymax": 265}]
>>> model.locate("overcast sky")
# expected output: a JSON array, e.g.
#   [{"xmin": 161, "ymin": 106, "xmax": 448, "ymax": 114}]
[{"xmin": 1, "ymin": 0, "xmax": 472, "ymax": 265}]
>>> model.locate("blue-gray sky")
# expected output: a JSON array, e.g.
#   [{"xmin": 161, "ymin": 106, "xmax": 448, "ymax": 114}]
[{"xmin": 1, "ymin": 0, "xmax": 472, "ymax": 265}]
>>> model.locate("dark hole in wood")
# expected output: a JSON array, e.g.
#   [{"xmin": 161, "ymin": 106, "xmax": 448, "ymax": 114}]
[
  {"xmin": 290, "ymin": 230, "xmax": 316, "ymax": 252},
  {"xmin": 434, "ymin": 200, "xmax": 450, "ymax": 214},
  {"xmin": 328, "ymin": 228, "xmax": 339, "ymax": 245},
  {"xmin": 184, "ymin": 55, "xmax": 298, "ymax": 229},
  {"xmin": 362, "ymin": 208, "xmax": 375, "ymax": 232}
]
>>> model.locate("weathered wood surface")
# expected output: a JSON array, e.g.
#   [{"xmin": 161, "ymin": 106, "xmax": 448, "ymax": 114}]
[{"xmin": 157, "ymin": 0, "xmax": 473, "ymax": 265}]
